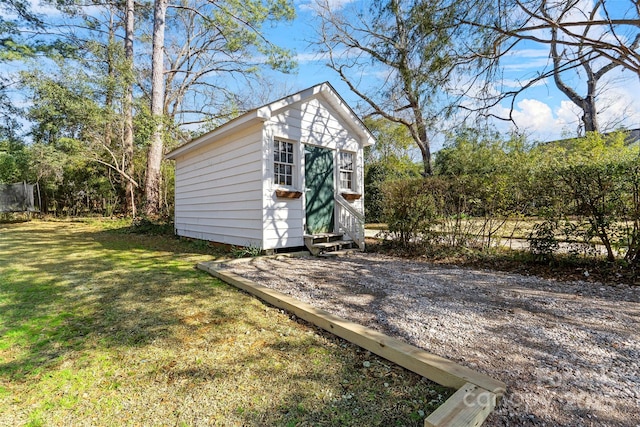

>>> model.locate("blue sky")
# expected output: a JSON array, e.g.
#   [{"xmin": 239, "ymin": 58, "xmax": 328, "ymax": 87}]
[
  {"xmin": 8, "ymin": 0, "xmax": 640, "ymax": 148},
  {"xmin": 261, "ymin": 0, "xmax": 640, "ymax": 147}
]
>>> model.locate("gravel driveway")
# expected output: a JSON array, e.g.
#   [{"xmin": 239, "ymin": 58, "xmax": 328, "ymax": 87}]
[{"xmin": 223, "ymin": 253, "xmax": 639, "ymax": 427}]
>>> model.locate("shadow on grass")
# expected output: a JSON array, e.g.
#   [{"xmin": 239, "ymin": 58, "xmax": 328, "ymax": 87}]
[
  {"xmin": 0, "ymin": 220, "xmax": 239, "ymax": 376},
  {"xmin": 0, "ymin": 220, "xmax": 450, "ymax": 426},
  {"xmin": 0, "ymin": 222, "xmax": 213, "ymax": 377}
]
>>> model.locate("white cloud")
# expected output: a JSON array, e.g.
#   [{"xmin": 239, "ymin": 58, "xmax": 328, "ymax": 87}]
[
  {"xmin": 501, "ymin": 48, "xmax": 551, "ymax": 72},
  {"xmin": 28, "ymin": 0, "xmax": 62, "ymax": 16},
  {"xmin": 297, "ymin": 0, "xmax": 358, "ymax": 13},
  {"xmin": 511, "ymin": 99, "xmax": 555, "ymax": 129},
  {"xmin": 491, "ymin": 52, "xmax": 640, "ymax": 142},
  {"xmin": 490, "ymin": 98, "xmax": 578, "ymax": 141},
  {"xmin": 596, "ymin": 82, "xmax": 640, "ymax": 131},
  {"xmin": 2, "ymin": 0, "xmax": 64, "ymax": 19},
  {"xmin": 502, "ymin": 57, "xmax": 551, "ymax": 72},
  {"xmin": 5, "ymin": 0, "xmax": 108, "ymax": 24},
  {"xmin": 293, "ymin": 46, "xmax": 358, "ymax": 64},
  {"xmin": 294, "ymin": 51, "xmax": 325, "ymax": 63},
  {"xmin": 493, "ymin": 84, "xmax": 640, "ymax": 142},
  {"xmin": 555, "ymin": 100, "xmax": 582, "ymax": 131}
]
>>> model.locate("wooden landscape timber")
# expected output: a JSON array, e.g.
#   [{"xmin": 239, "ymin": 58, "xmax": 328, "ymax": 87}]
[
  {"xmin": 424, "ymin": 382, "xmax": 498, "ymax": 427},
  {"xmin": 198, "ymin": 256, "xmax": 506, "ymax": 426}
]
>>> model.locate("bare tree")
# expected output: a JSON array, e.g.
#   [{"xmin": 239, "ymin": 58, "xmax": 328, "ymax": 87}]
[
  {"xmin": 460, "ymin": 0, "xmax": 640, "ymax": 134},
  {"xmin": 504, "ymin": 0, "xmax": 640, "ymax": 76},
  {"xmin": 158, "ymin": 0, "xmax": 295, "ymax": 126},
  {"xmin": 315, "ymin": 0, "xmax": 493, "ymax": 176},
  {"xmin": 142, "ymin": 0, "xmax": 295, "ymax": 216},
  {"xmin": 524, "ymin": 0, "xmax": 639, "ymax": 133}
]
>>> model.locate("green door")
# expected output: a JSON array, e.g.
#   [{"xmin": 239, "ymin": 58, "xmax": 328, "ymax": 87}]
[{"xmin": 305, "ymin": 145, "xmax": 335, "ymax": 234}]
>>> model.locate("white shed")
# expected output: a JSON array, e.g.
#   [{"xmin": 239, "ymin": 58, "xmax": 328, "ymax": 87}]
[{"xmin": 166, "ymin": 82, "xmax": 375, "ymax": 253}]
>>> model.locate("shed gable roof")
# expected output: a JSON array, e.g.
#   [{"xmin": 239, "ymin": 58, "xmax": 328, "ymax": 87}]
[{"xmin": 166, "ymin": 82, "xmax": 375, "ymax": 160}]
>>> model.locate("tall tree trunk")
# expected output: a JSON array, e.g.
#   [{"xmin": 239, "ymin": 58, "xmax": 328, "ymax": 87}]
[
  {"xmin": 105, "ymin": 11, "xmax": 115, "ymax": 170},
  {"xmin": 414, "ymin": 116, "xmax": 432, "ymax": 176},
  {"xmin": 145, "ymin": 0, "xmax": 168, "ymax": 218},
  {"xmin": 582, "ymin": 78, "xmax": 599, "ymax": 133},
  {"xmin": 124, "ymin": 0, "xmax": 136, "ymax": 217}
]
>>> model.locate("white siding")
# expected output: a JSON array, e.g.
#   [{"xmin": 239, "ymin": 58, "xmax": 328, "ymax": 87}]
[
  {"xmin": 261, "ymin": 122, "xmax": 305, "ymax": 250},
  {"xmin": 173, "ymin": 123, "xmax": 264, "ymax": 247},
  {"xmin": 262, "ymin": 94, "xmax": 366, "ymax": 250},
  {"xmin": 268, "ymin": 98, "xmax": 360, "ymax": 151},
  {"xmin": 171, "ymin": 86, "xmax": 369, "ymax": 251}
]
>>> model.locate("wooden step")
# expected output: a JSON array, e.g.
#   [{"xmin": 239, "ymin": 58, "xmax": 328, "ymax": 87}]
[
  {"xmin": 305, "ymin": 232, "xmax": 344, "ymax": 243},
  {"xmin": 305, "ymin": 232, "xmax": 343, "ymax": 238},
  {"xmin": 311, "ymin": 240, "xmax": 355, "ymax": 256},
  {"xmin": 304, "ymin": 233, "xmax": 355, "ymax": 256},
  {"xmin": 311, "ymin": 240, "xmax": 354, "ymax": 249}
]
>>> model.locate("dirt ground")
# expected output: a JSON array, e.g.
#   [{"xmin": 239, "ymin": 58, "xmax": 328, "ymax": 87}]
[{"xmin": 223, "ymin": 252, "xmax": 640, "ymax": 427}]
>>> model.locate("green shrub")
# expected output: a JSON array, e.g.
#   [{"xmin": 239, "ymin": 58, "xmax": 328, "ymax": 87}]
[
  {"xmin": 230, "ymin": 243, "xmax": 262, "ymax": 258},
  {"xmin": 128, "ymin": 217, "xmax": 175, "ymax": 235},
  {"xmin": 381, "ymin": 178, "xmax": 439, "ymax": 247},
  {"xmin": 527, "ymin": 220, "xmax": 559, "ymax": 260}
]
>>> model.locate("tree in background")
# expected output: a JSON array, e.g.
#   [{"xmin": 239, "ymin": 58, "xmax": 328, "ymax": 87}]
[
  {"xmin": 0, "ymin": 0, "xmax": 41, "ymax": 139},
  {"xmin": 315, "ymin": 0, "xmax": 639, "ymax": 147},
  {"xmin": 19, "ymin": 62, "xmax": 115, "ymax": 213},
  {"xmin": 363, "ymin": 117, "xmax": 421, "ymax": 222},
  {"xmin": 433, "ymin": 128, "xmax": 535, "ymax": 247},
  {"xmin": 161, "ymin": 0, "xmax": 296, "ymax": 125},
  {"xmin": 0, "ymin": 1, "xmax": 32, "ymax": 185},
  {"xmin": 540, "ymin": 0, "xmax": 636, "ymax": 133},
  {"xmin": 8, "ymin": 1, "xmax": 144, "ymax": 215},
  {"xmin": 123, "ymin": 0, "xmax": 136, "ymax": 216},
  {"xmin": 143, "ymin": 0, "xmax": 295, "ymax": 217},
  {"xmin": 460, "ymin": 0, "xmax": 640, "ymax": 134},
  {"xmin": 315, "ymin": 0, "xmax": 495, "ymax": 176},
  {"xmin": 145, "ymin": 0, "xmax": 169, "ymax": 217},
  {"xmin": 498, "ymin": 0, "xmax": 640, "ymax": 77},
  {"xmin": 0, "ymin": 130, "xmax": 29, "ymax": 184},
  {"xmin": 532, "ymin": 131, "xmax": 640, "ymax": 263},
  {"xmin": 19, "ymin": 0, "xmax": 147, "ymax": 214},
  {"xmin": 2, "ymin": 0, "xmax": 296, "ymax": 217}
]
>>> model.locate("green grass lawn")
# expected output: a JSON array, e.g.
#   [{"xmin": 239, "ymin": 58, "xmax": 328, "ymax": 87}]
[{"xmin": 0, "ymin": 219, "xmax": 450, "ymax": 426}]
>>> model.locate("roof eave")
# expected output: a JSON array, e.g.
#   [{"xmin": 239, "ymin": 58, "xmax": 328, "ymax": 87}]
[
  {"xmin": 165, "ymin": 110, "xmax": 269, "ymax": 160},
  {"xmin": 317, "ymin": 83, "xmax": 376, "ymax": 147},
  {"xmin": 166, "ymin": 81, "xmax": 376, "ymax": 159}
]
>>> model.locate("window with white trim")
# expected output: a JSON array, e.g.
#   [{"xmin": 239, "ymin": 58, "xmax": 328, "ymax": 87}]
[
  {"xmin": 273, "ymin": 139, "xmax": 294, "ymax": 186},
  {"xmin": 339, "ymin": 151, "xmax": 354, "ymax": 190}
]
